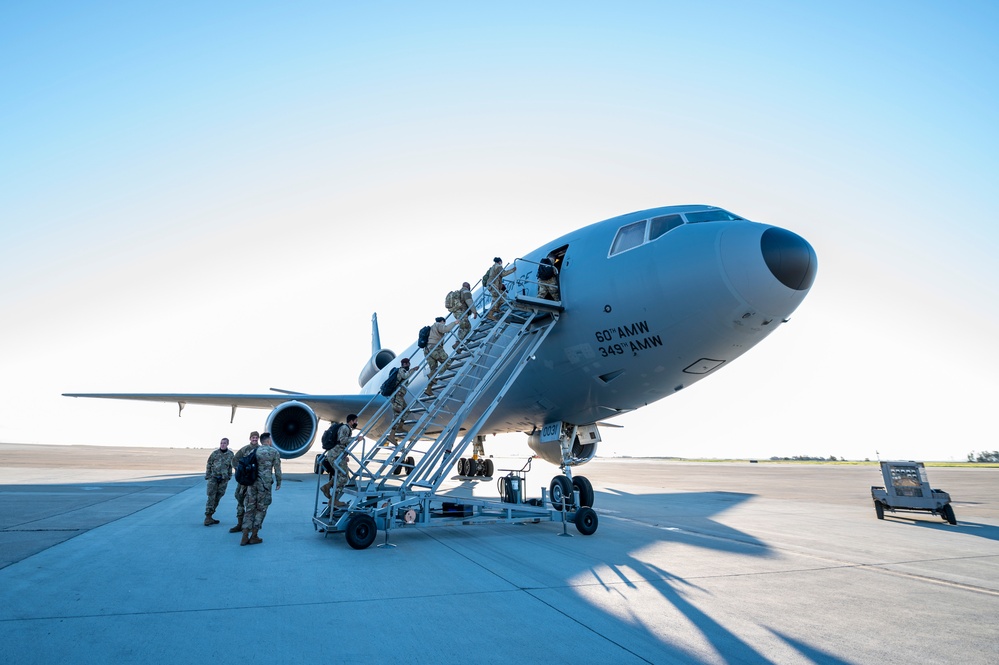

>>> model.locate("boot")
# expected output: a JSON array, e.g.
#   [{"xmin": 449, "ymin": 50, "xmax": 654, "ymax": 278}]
[
  {"xmin": 204, "ymin": 514, "xmax": 214, "ymax": 526},
  {"xmin": 320, "ymin": 481, "xmax": 332, "ymax": 499},
  {"xmin": 240, "ymin": 528, "xmax": 250, "ymax": 546},
  {"xmin": 228, "ymin": 518, "xmax": 243, "ymax": 533},
  {"xmin": 248, "ymin": 529, "xmax": 262, "ymax": 545}
]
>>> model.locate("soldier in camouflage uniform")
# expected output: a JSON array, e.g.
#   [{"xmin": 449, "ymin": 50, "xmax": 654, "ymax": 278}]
[
  {"xmin": 204, "ymin": 437, "xmax": 234, "ymax": 526},
  {"xmin": 228, "ymin": 431, "xmax": 259, "ymax": 533},
  {"xmin": 388, "ymin": 358, "xmax": 412, "ymax": 442},
  {"xmin": 537, "ymin": 258, "xmax": 560, "ymax": 301},
  {"xmin": 424, "ymin": 317, "xmax": 457, "ymax": 395},
  {"xmin": 241, "ymin": 432, "xmax": 282, "ymax": 546},
  {"xmin": 446, "ymin": 282, "xmax": 477, "ymax": 345},
  {"xmin": 484, "ymin": 257, "xmax": 516, "ymax": 320},
  {"xmin": 320, "ymin": 414, "xmax": 358, "ymax": 508}
]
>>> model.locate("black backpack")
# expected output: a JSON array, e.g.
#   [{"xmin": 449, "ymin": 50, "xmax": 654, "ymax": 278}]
[
  {"xmin": 379, "ymin": 367, "xmax": 400, "ymax": 396},
  {"xmin": 321, "ymin": 422, "xmax": 343, "ymax": 450},
  {"xmin": 417, "ymin": 326, "xmax": 431, "ymax": 349},
  {"xmin": 234, "ymin": 448, "xmax": 259, "ymax": 486},
  {"xmin": 537, "ymin": 259, "xmax": 555, "ymax": 280}
]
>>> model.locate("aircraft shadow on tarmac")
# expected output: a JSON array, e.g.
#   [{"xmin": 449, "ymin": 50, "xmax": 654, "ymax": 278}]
[
  {"xmin": 598, "ymin": 488, "xmax": 771, "ymax": 554},
  {"xmin": 564, "ymin": 489, "xmax": 856, "ymax": 664},
  {"xmin": 898, "ymin": 517, "xmax": 999, "ymax": 542}
]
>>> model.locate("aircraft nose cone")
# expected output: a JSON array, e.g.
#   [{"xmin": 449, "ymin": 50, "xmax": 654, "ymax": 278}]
[{"xmin": 761, "ymin": 227, "xmax": 817, "ymax": 291}]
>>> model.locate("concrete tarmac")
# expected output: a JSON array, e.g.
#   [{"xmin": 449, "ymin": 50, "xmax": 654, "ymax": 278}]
[{"xmin": 1, "ymin": 443, "xmax": 997, "ymax": 664}]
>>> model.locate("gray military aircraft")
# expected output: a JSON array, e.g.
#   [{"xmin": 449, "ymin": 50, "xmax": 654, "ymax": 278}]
[{"xmin": 66, "ymin": 204, "xmax": 816, "ymax": 496}]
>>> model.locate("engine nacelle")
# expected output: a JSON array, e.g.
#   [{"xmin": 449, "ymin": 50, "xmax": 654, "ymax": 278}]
[
  {"xmin": 358, "ymin": 348, "xmax": 396, "ymax": 387},
  {"xmin": 265, "ymin": 400, "xmax": 318, "ymax": 459},
  {"xmin": 527, "ymin": 423, "xmax": 600, "ymax": 467}
]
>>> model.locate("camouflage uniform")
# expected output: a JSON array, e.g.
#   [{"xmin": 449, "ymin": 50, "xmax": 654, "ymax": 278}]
[
  {"xmin": 323, "ymin": 423, "xmax": 354, "ymax": 505},
  {"xmin": 484, "ymin": 262, "xmax": 516, "ymax": 320},
  {"xmin": 538, "ymin": 263, "xmax": 560, "ymax": 301},
  {"xmin": 244, "ymin": 445, "xmax": 282, "ymax": 532},
  {"xmin": 204, "ymin": 447, "xmax": 234, "ymax": 520},
  {"xmin": 390, "ymin": 365, "xmax": 412, "ymax": 422},
  {"xmin": 446, "ymin": 286, "xmax": 476, "ymax": 342},
  {"xmin": 231, "ymin": 441, "xmax": 259, "ymax": 527},
  {"xmin": 425, "ymin": 319, "xmax": 457, "ymax": 376}
]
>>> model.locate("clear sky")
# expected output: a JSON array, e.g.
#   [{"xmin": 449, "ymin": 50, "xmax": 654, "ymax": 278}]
[{"xmin": 2, "ymin": 2, "xmax": 997, "ymax": 461}]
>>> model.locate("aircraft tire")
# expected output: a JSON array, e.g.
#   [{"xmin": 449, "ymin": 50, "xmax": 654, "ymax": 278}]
[
  {"xmin": 874, "ymin": 501, "xmax": 884, "ymax": 520},
  {"xmin": 345, "ymin": 513, "xmax": 377, "ymax": 550},
  {"xmin": 467, "ymin": 459, "xmax": 479, "ymax": 477},
  {"xmin": 483, "ymin": 459, "xmax": 494, "ymax": 477},
  {"xmin": 572, "ymin": 476, "xmax": 594, "ymax": 507},
  {"xmin": 458, "ymin": 458, "xmax": 467, "ymax": 476},
  {"xmin": 549, "ymin": 476, "xmax": 573, "ymax": 511},
  {"xmin": 942, "ymin": 503, "xmax": 957, "ymax": 525},
  {"xmin": 405, "ymin": 456, "xmax": 415, "ymax": 476},
  {"xmin": 574, "ymin": 506, "xmax": 598, "ymax": 536}
]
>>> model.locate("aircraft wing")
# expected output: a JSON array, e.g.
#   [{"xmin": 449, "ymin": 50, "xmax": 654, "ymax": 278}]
[{"xmin": 62, "ymin": 392, "xmax": 382, "ymax": 423}]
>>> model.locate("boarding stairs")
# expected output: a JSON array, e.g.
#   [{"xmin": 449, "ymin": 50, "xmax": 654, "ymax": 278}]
[{"xmin": 314, "ymin": 293, "xmax": 560, "ymax": 527}]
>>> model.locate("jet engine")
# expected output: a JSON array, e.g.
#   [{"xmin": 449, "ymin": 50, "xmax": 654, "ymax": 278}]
[
  {"xmin": 358, "ymin": 348, "xmax": 396, "ymax": 387},
  {"xmin": 265, "ymin": 400, "xmax": 318, "ymax": 459},
  {"xmin": 527, "ymin": 424, "xmax": 600, "ymax": 467}
]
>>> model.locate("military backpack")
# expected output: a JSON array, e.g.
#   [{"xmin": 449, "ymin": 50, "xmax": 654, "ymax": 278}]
[
  {"xmin": 234, "ymin": 448, "xmax": 259, "ymax": 486},
  {"xmin": 417, "ymin": 325, "xmax": 431, "ymax": 349},
  {"xmin": 379, "ymin": 367, "xmax": 401, "ymax": 396},
  {"xmin": 321, "ymin": 422, "xmax": 345, "ymax": 450}
]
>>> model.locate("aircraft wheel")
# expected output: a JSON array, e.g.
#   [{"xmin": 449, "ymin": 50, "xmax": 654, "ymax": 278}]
[
  {"xmin": 549, "ymin": 476, "xmax": 573, "ymax": 511},
  {"xmin": 405, "ymin": 456, "xmax": 415, "ymax": 476},
  {"xmin": 574, "ymin": 506, "xmax": 598, "ymax": 536},
  {"xmin": 345, "ymin": 513, "xmax": 377, "ymax": 550},
  {"xmin": 467, "ymin": 459, "xmax": 479, "ymax": 477},
  {"xmin": 942, "ymin": 503, "xmax": 957, "ymax": 525},
  {"xmin": 392, "ymin": 457, "xmax": 403, "ymax": 476},
  {"xmin": 572, "ymin": 475, "xmax": 594, "ymax": 507},
  {"xmin": 483, "ymin": 459, "xmax": 494, "ymax": 477},
  {"xmin": 458, "ymin": 458, "xmax": 467, "ymax": 476},
  {"xmin": 874, "ymin": 501, "xmax": 884, "ymax": 520}
]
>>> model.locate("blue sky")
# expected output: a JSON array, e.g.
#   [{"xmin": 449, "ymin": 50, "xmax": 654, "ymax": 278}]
[{"xmin": 2, "ymin": 2, "xmax": 997, "ymax": 460}]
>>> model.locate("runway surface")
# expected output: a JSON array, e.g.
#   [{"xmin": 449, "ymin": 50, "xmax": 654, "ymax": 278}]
[{"xmin": 1, "ymin": 443, "xmax": 997, "ymax": 664}]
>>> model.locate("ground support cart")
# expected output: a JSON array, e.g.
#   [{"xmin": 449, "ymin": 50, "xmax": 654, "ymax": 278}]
[
  {"xmin": 312, "ymin": 480, "xmax": 598, "ymax": 549},
  {"xmin": 870, "ymin": 460, "xmax": 956, "ymax": 524}
]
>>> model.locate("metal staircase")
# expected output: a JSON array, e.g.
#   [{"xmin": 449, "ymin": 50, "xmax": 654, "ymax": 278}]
[
  {"xmin": 342, "ymin": 297, "xmax": 558, "ymax": 501},
  {"xmin": 312, "ymin": 288, "xmax": 580, "ymax": 543}
]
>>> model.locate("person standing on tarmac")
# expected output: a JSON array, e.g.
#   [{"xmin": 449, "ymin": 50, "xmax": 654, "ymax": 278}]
[
  {"xmin": 321, "ymin": 413, "xmax": 359, "ymax": 509},
  {"xmin": 241, "ymin": 432, "xmax": 281, "ymax": 546},
  {"xmin": 204, "ymin": 437, "xmax": 234, "ymax": 526},
  {"xmin": 228, "ymin": 431, "xmax": 259, "ymax": 533}
]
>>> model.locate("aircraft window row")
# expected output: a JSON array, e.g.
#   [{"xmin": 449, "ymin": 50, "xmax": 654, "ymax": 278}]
[{"xmin": 609, "ymin": 209, "xmax": 745, "ymax": 257}]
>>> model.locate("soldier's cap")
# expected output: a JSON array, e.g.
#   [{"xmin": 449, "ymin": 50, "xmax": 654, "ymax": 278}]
[
  {"xmin": 435, "ymin": 316, "xmax": 445, "ymax": 322},
  {"xmin": 401, "ymin": 357, "xmax": 411, "ymax": 365},
  {"xmin": 493, "ymin": 257, "xmax": 502, "ymax": 263}
]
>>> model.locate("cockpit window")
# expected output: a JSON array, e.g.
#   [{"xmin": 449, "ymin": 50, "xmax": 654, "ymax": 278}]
[
  {"xmin": 609, "ymin": 220, "xmax": 647, "ymax": 256},
  {"xmin": 649, "ymin": 214, "xmax": 684, "ymax": 241},
  {"xmin": 684, "ymin": 209, "xmax": 744, "ymax": 223}
]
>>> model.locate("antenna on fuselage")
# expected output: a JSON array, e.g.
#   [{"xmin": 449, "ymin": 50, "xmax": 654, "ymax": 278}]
[{"xmin": 371, "ymin": 313, "xmax": 382, "ymax": 354}]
